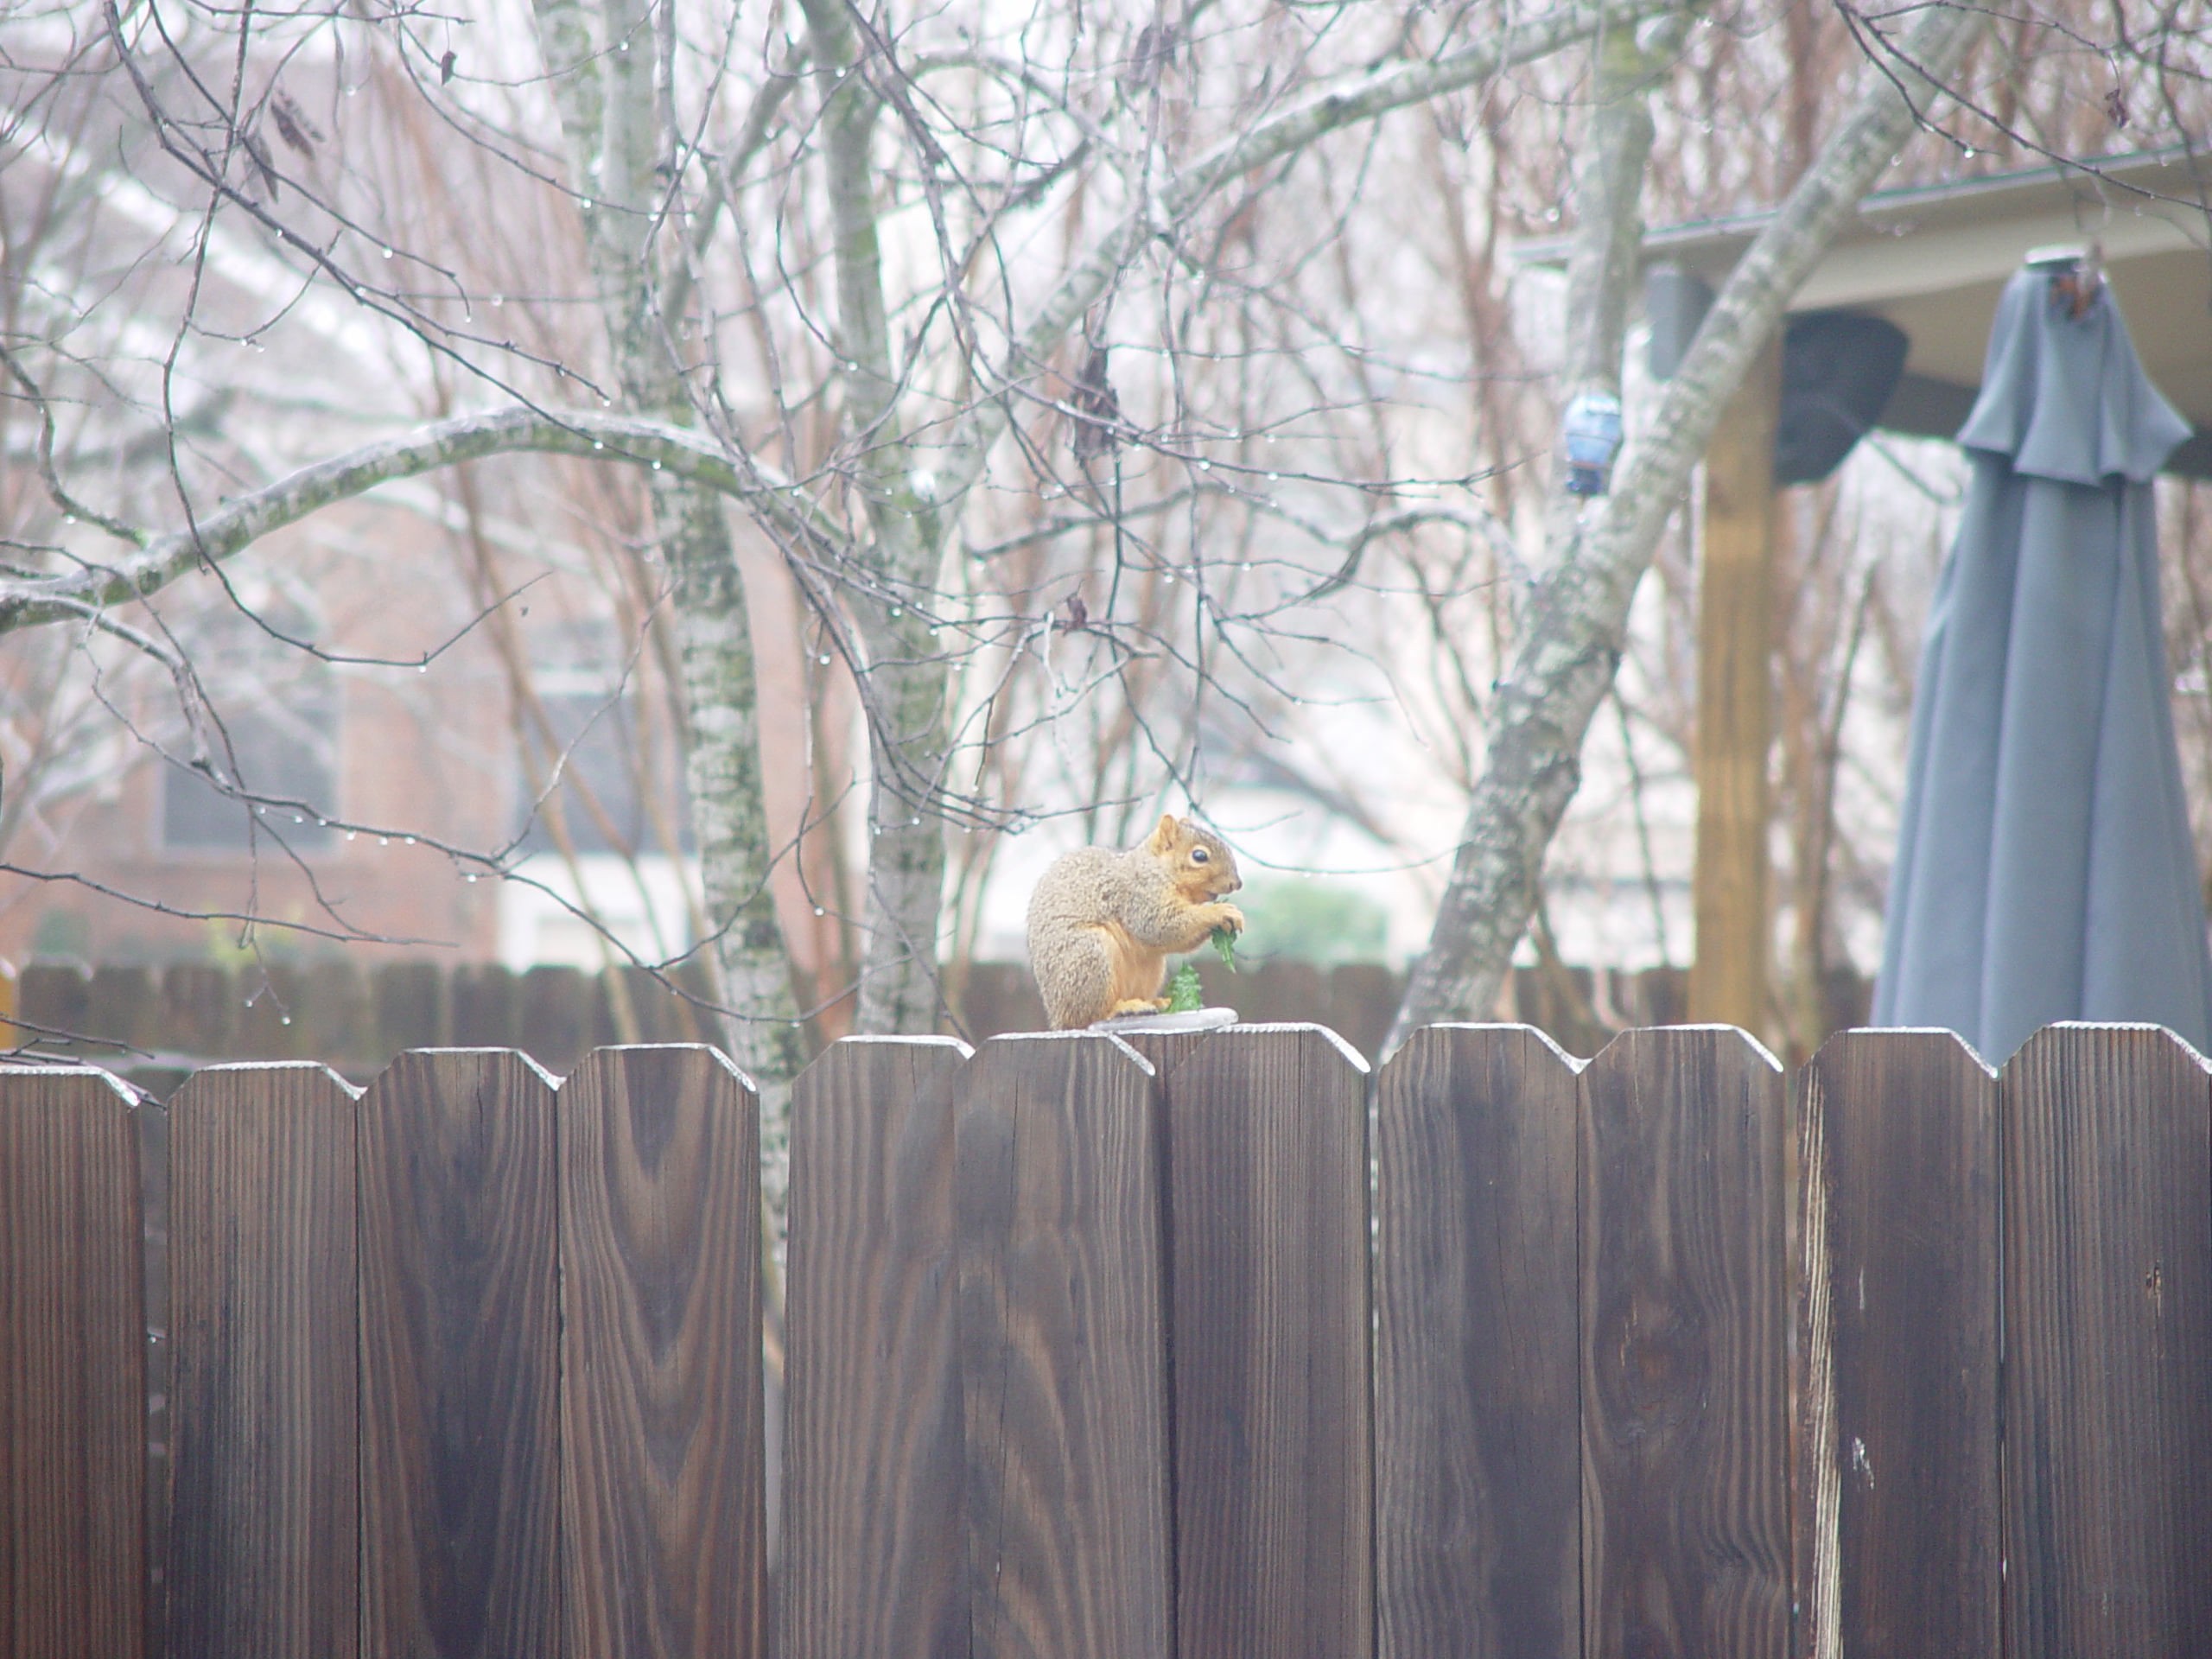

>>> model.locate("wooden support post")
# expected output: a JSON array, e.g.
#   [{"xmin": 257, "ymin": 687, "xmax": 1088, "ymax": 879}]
[{"xmin": 1688, "ymin": 340, "xmax": 1782, "ymax": 1032}]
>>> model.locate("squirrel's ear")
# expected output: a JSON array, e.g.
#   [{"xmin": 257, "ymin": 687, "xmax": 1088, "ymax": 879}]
[{"xmin": 1147, "ymin": 813, "xmax": 1180, "ymax": 852}]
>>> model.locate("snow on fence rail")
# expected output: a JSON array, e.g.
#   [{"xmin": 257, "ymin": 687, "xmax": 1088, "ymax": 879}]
[{"xmin": 2, "ymin": 1022, "xmax": 2206, "ymax": 1657}]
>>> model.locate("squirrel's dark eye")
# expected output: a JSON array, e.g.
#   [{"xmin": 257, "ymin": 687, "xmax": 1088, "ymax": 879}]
[{"xmin": 1192, "ymin": 848, "xmax": 1209, "ymax": 862}]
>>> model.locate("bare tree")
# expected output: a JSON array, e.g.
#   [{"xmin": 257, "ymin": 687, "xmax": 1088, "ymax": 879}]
[
  {"xmin": 3, "ymin": 0, "xmax": 2205, "ymax": 1122},
  {"xmin": 3, "ymin": 3, "xmax": 1665, "ymax": 981}
]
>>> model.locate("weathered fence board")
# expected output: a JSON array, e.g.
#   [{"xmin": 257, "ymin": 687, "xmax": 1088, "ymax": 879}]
[
  {"xmin": 1374, "ymin": 1024, "xmax": 1582, "ymax": 1659},
  {"xmin": 2004, "ymin": 1024, "xmax": 2212, "ymax": 1656},
  {"xmin": 358, "ymin": 1048, "xmax": 563, "ymax": 1658},
  {"xmin": 1168, "ymin": 1025, "xmax": 1374, "ymax": 1659},
  {"xmin": 137, "ymin": 1088, "xmax": 170, "ymax": 1648},
  {"xmin": 955, "ymin": 1033, "xmax": 1173, "ymax": 1659},
  {"xmin": 234, "ymin": 966, "xmax": 309, "ymax": 1060},
  {"xmin": 1580, "ymin": 1027, "xmax": 1790, "ymax": 1658},
  {"xmin": 165, "ymin": 1063, "xmax": 361, "ymax": 1659},
  {"xmin": 561, "ymin": 1046, "xmax": 766, "ymax": 1659},
  {"xmin": 784, "ymin": 1036, "xmax": 972, "ymax": 1659},
  {"xmin": 1796, "ymin": 1029, "xmax": 1999, "ymax": 1659},
  {"xmin": 87, "ymin": 965, "xmax": 163, "ymax": 1055},
  {"xmin": 451, "ymin": 963, "xmax": 522, "ymax": 1049},
  {"xmin": 163, "ymin": 963, "xmax": 235, "ymax": 1055},
  {"xmin": 372, "ymin": 963, "xmax": 448, "ymax": 1057},
  {"xmin": 20, "ymin": 962, "xmax": 89, "ymax": 1041},
  {"xmin": 298, "ymin": 959, "xmax": 374, "ymax": 1060},
  {"xmin": 0, "ymin": 1065, "xmax": 147, "ymax": 1659},
  {"xmin": 520, "ymin": 964, "xmax": 605, "ymax": 1072},
  {"xmin": 1116, "ymin": 1024, "xmax": 1220, "ymax": 1079}
]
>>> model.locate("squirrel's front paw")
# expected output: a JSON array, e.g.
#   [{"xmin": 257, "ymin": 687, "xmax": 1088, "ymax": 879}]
[{"xmin": 1210, "ymin": 904, "xmax": 1246, "ymax": 935}]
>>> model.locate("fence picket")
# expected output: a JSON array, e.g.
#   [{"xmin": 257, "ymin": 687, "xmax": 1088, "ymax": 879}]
[
  {"xmin": 783, "ymin": 1036, "xmax": 973, "ymax": 1659},
  {"xmin": 11, "ymin": 955, "xmax": 1840, "ymax": 1077},
  {"xmin": 298, "ymin": 961, "xmax": 373, "ymax": 1062},
  {"xmin": 1167, "ymin": 1025, "xmax": 1374, "ymax": 1659},
  {"xmin": 560, "ymin": 1045, "xmax": 765, "ymax": 1659},
  {"xmin": 518, "ymin": 965, "xmax": 599, "ymax": 1074},
  {"xmin": 451, "ymin": 964, "xmax": 521, "ymax": 1048},
  {"xmin": 165, "ymin": 1062, "xmax": 361, "ymax": 1659},
  {"xmin": 87, "ymin": 964, "xmax": 162, "ymax": 1054},
  {"xmin": 137, "ymin": 1088, "xmax": 170, "ymax": 1649},
  {"xmin": 372, "ymin": 963, "xmax": 448, "ymax": 1057},
  {"xmin": 2003, "ymin": 1024, "xmax": 2212, "ymax": 1656},
  {"xmin": 1795, "ymin": 1029, "xmax": 1999, "ymax": 1659},
  {"xmin": 1580, "ymin": 1027, "xmax": 1790, "ymax": 1657},
  {"xmin": 1374, "ymin": 1024, "xmax": 1581, "ymax": 1659},
  {"xmin": 162, "ymin": 962, "xmax": 236, "ymax": 1057},
  {"xmin": 1114, "ymin": 1024, "xmax": 1222, "ymax": 1081},
  {"xmin": 234, "ymin": 966, "xmax": 309, "ymax": 1060},
  {"xmin": 358, "ymin": 1048, "xmax": 562, "ymax": 1658},
  {"xmin": 955, "ymin": 1032, "xmax": 1173, "ymax": 1659},
  {"xmin": 18, "ymin": 962, "xmax": 89, "ymax": 1042},
  {"xmin": 0, "ymin": 1065, "xmax": 147, "ymax": 1659}
]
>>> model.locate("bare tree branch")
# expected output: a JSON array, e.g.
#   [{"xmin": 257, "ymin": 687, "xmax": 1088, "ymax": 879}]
[
  {"xmin": 0, "ymin": 405, "xmax": 833, "ymax": 635},
  {"xmin": 933, "ymin": 0, "xmax": 1686, "ymax": 508}
]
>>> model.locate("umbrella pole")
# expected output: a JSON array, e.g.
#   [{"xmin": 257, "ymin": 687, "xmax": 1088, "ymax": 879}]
[{"xmin": 1688, "ymin": 339, "xmax": 1782, "ymax": 1038}]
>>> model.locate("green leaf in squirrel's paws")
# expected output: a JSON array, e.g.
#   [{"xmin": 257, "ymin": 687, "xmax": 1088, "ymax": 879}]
[
  {"xmin": 1165, "ymin": 962, "xmax": 1205, "ymax": 1013},
  {"xmin": 1211, "ymin": 926, "xmax": 1240, "ymax": 972}
]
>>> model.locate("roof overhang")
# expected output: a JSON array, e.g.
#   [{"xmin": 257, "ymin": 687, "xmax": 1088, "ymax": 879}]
[{"xmin": 1516, "ymin": 149, "xmax": 2212, "ymax": 478}]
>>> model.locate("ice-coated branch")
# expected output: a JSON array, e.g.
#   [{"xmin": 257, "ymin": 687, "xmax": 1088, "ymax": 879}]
[
  {"xmin": 935, "ymin": 0, "xmax": 1685, "ymax": 502},
  {"xmin": 0, "ymin": 404, "xmax": 831, "ymax": 636}
]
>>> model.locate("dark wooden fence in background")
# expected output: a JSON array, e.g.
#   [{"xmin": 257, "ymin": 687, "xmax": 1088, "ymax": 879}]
[
  {"xmin": 3, "ymin": 955, "xmax": 1875, "ymax": 1083},
  {"xmin": 3, "ymin": 957, "xmax": 724, "ymax": 1084},
  {"xmin": 3, "ymin": 1021, "xmax": 2202, "ymax": 1658}
]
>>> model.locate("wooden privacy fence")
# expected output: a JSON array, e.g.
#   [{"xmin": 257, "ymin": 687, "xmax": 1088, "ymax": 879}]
[
  {"xmin": 2, "ymin": 1021, "xmax": 2207, "ymax": 1657},
  {"xmin": 5, "ymin": 958, "xmax": 723, "ymax": 1077},
  {"xmin": 4, "ymin": 955, "xmax": 1880, "ymax": 1077}
]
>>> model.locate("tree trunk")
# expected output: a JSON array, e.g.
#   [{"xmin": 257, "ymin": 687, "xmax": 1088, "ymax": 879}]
[
  {"xmin": 798, "ymin": 0, "xmax": 963, "ymax": 1033},
  {"xmin": 532, "ymin": 0, "xmax": 808, "ymax": 1210},
  {"xmin": 851, "ymin": 624, "xmax": 957, "ymax": 1033},
  {"xmin": 1386, "ymin": 0, "xmax": 1990, "ymax": 1052},
  {"xmin": 661, "ymin": 477, "xmax": 810, "ymax": 1207}
]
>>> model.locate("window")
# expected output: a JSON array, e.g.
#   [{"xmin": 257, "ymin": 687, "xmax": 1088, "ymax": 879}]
[
  {"xmin": 162, "ymin": 683, "xmax": 340, "ymax": 852},
  {"xmin": 512, "ymin": 689, "xmax": 691, "ymax": 856}
]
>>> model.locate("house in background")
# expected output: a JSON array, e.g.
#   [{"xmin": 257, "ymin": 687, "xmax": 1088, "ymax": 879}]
[
  {"xmin": 3, "ymin": 502, "xmax": 514, "ymax": 969},
  {"xmin": 0, "ymin": 493, "xmax": 852, "ymax": 1001},
  {"xmin": 0, "ymin": 50, "xmax": 852, "ymax": 1002}
]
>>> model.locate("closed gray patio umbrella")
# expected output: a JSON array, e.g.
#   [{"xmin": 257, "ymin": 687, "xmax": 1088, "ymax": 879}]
[{"xmin": 1872, "ymin": 257, "xmax": 2212, "ymax": 1063}]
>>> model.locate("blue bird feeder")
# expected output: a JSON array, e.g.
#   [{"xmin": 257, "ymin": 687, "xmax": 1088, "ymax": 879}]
[{"xmin": 1560, "ymin": 391, "xmax": 1624, "ymax": 496}]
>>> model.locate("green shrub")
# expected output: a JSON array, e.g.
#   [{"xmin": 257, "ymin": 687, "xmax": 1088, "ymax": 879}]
[{"xmin": 1230, "ymin": 877, "xmax": 1389, "ymax": 964}]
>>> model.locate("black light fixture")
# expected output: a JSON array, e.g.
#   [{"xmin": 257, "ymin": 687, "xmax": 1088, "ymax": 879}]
[
  {"xmin": 1772, "ymin": 311, "xmax": 1910, "ymax": 485},
  {"xmin": 1643, "ymin": 265, "xmax": 1910, "ymax": 486}
]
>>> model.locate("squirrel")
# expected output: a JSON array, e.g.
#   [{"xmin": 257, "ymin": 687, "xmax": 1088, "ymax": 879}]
[{"xmin": 1027, "ymin": 813, "xmax": 1245, "ymax": 1029}]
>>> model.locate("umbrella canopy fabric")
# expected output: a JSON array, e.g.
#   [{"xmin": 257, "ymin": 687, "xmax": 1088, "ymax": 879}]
[{"xmin": 1872, "ymin": 262, "xmax": 2210, "ymax": 1064}]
